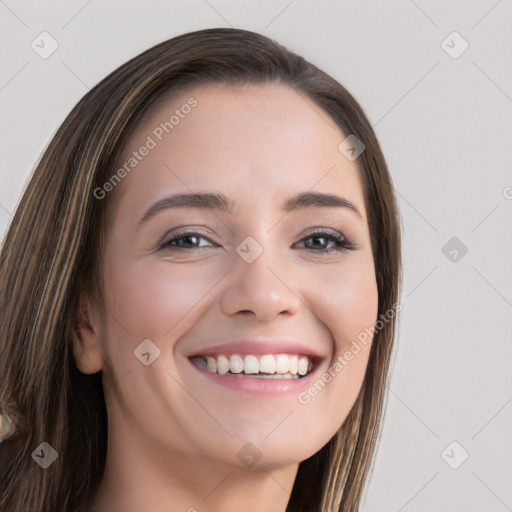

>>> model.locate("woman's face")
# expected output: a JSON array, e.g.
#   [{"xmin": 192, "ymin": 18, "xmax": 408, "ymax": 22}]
[{"xmin": 78, "ymin": 83, "xmax": 378, "ymax": 471}]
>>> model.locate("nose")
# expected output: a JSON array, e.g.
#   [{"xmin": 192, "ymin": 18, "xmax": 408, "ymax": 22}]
[{"xmin": 219, "ymin": 243, "xmax": 303, "ymax": 322}]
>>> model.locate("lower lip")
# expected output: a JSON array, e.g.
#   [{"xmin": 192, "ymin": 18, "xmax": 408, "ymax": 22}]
[{"xmin": 188, "ymin": 358, "xmax": 321, "ymax": 395}]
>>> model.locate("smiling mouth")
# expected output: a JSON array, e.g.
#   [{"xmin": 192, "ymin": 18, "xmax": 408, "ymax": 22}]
[{"xmin": 189, "ymin": 353, "xmax": 315, "ymax": 380}]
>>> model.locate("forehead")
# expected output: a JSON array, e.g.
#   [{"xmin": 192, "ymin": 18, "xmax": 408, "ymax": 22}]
[{"xmin": 112, "ymin": 82, "xmax": 366, "ymax": 220}]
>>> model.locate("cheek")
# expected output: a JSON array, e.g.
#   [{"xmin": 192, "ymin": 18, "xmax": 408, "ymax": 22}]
[
  {"xmin": 99, "ymin": 259, "xmax": 219, "ymax": 405},
  {"xmin": 311, "ymin": 257, "xmax": 379, "ymax": 353},
  {"xmin": 105, "ymin": 259, "xmax": 216, "ymax": 341},
  {"xmin": 293, "ymin": 258, "xmax": 378, "ymax": 433}
]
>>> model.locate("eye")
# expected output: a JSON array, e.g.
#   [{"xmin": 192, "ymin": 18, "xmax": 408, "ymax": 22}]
[
  {"xmin": 296, "ymin": 230, "xmax": 355, "ymax": 255},
  {"xmin": 157, "ymin": 228, "xmax": 355, "ymax": 254},
  {"xmin": 157, "ymin": 230, "xmax": 216, "ymax": 251}
]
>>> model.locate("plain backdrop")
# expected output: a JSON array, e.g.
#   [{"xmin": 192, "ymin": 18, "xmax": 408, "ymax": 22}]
[{"xmin": 1, "ymin": 1, "xmax": 511, "ymax": 511}]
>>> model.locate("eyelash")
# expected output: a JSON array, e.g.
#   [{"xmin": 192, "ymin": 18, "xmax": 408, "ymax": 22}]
[{"xmin": 157, "ymin": 229, "xmax": 355, "ymax": 255}]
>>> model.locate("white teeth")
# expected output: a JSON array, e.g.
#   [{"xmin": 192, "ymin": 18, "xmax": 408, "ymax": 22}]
[
  {"xmin": 298, "ymin": 356, "xmax": 309, "ymax": 376},
  {"xmin": 192, "ymin": 353, "xmax": 314, "ymax": 378},
  {"xmin": 275, "ymin": 354, "xmax": 289, "ymax": 374},
  {"xmin": 217, "ymin": 355, "xmax": 229, "ymax": 375},
  {"xmin": 229, "ymin": 354, "xmax": 244, "ymax": 374},
  {"xmin": 243, "ymin": 355, "xmax": 259, "ymax": 374},
  {"xmin": 259, "ymin": 355, "xmax": 276, "ymax": 374},
  {"xmin": 289, "ymin": 355, "xmax": 298, "ymax": 375},
  {"xmin": 206, "ymin": 356, "xmax": 217, "ymax": 373}
]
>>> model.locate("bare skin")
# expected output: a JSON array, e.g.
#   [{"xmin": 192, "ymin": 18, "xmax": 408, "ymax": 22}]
[{"xmin": 73, "ymin": 83, "xmax": 379, "ymax": 512}]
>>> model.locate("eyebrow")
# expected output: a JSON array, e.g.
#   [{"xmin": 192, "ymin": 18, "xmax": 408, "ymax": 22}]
[{"xmin": 139, "ymin": 191, "xmax": 362, "ymax": 226}]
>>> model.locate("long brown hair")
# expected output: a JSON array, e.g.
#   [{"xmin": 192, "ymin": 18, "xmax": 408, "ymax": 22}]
[{"xmin": 0, "ymin": 28, "xmax": 402, "ymax": 511}]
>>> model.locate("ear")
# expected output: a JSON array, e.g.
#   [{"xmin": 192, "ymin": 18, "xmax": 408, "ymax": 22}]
[{"xmin": 72, "ymin": 296, "xmax": 104, "ymax": 375}]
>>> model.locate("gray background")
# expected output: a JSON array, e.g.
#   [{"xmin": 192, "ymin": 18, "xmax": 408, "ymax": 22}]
[{"xmin": 1, "ymin": 1, "xmax": 511, "ymax": 510}]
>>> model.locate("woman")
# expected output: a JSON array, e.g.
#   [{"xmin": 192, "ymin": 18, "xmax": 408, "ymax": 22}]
[{"xmin": 0, "ymin": 28, "xmax": 402, "ymax": 511}]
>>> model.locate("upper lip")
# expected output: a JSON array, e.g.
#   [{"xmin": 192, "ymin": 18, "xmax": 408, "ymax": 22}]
[{"xmin": 188, "ymin": 338, "xmax": 324, "ymax": 359}]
